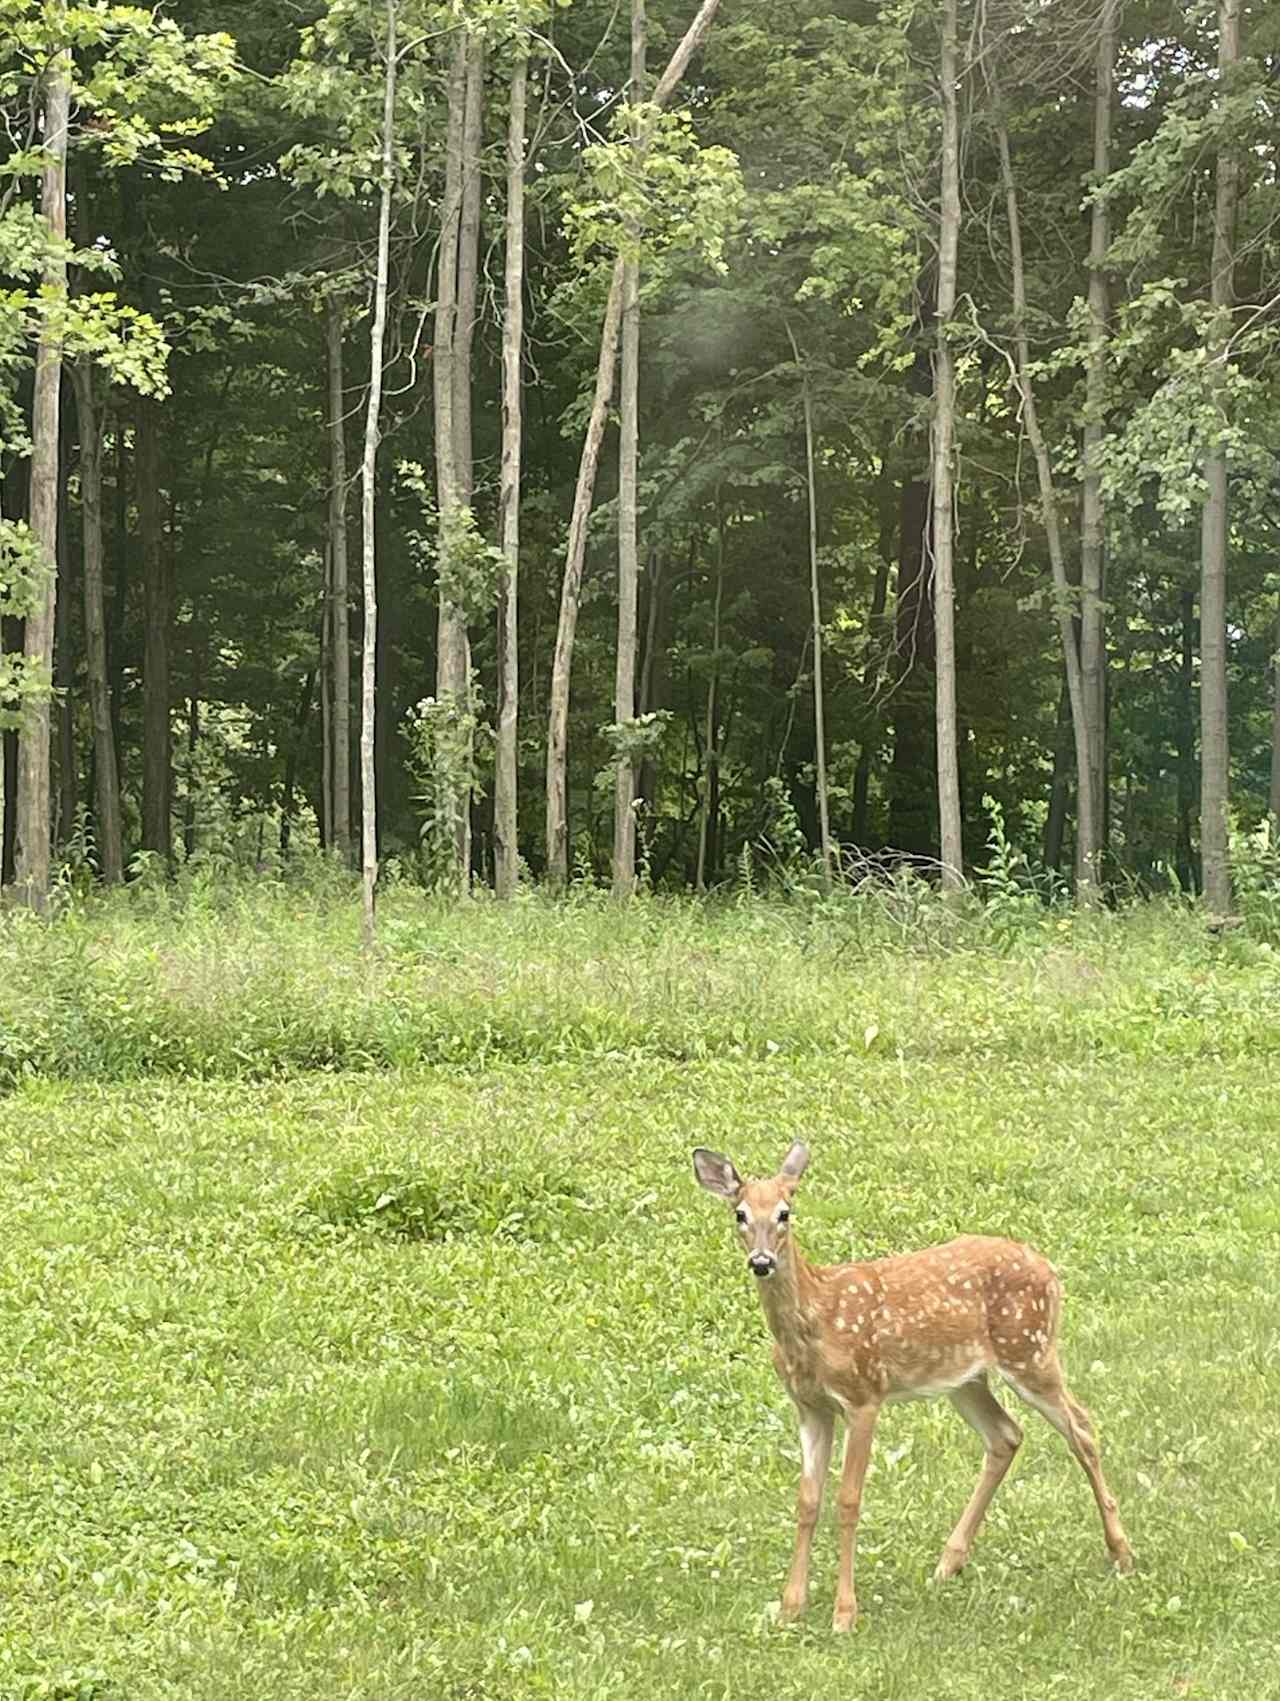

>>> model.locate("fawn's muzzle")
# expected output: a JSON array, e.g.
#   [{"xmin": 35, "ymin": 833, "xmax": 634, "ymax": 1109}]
[{"xmin": 748, "ymin": 1252, "xmax": 776, "ymax": 1278}]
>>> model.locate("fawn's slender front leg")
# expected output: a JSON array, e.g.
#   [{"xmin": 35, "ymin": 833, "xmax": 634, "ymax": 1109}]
[
  {"xmin": 832, "ymin": 1403, "xmax": 878, "ymax": 1633},
  {"xmin": 780, "ymin": 1404, "xmax": 834, "ymax": 1622}
]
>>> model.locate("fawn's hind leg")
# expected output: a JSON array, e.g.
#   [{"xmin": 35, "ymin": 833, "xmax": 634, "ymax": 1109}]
[{"xmin": 1004, "ymin": 1360, "xmax": 1133, "ymax": 1572}]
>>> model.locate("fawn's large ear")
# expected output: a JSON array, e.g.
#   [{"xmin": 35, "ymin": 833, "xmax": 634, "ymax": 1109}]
[
  {"xmin": 693, "ymin": 1148, "xmax": 742, "ymax": 1201},
  {"xmin": 780, "ymin": 1142, "xmax": 810, "ymax": 1182}
]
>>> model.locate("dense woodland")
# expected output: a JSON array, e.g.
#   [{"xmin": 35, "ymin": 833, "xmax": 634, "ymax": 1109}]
[{"xmin": 1, "ymin": 0, "xmax": 1278, "ymax": 912}]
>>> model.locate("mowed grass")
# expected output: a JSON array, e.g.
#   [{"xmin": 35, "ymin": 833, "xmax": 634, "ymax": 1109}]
[{"xmin": 1, "ymin": 893, "xmax": 1279, "ymax": 1698}]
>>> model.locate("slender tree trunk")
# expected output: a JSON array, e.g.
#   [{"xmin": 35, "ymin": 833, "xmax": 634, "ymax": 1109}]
[
  {"xmin": 638, "ymin": 552, "xmax": 666, "ymax": 815},
  {"xmin": 137, "ymin": 399, "xmax": 171, "ymax": 864},
  {"xmin": 544, "ymin": 0, "xmax": 723, "ymax": 890},
  {"xmin": 182, "ymin": 688, "xmax": 199, "ymax": 860},
  {"xmin": 1269, "ymin": 600, "xmax": 1280, "ymax": 830},
  {"xmin": 851, "ymin": 455, "xmax": 894, "ymax": 846},
  {"xmin": 932, "ymin": 0, "xmax": 964, "ymax": 891},
  {"xmin": 995, "ymin": 116, "xmax": 1098, "ymax": 903},
  {"xmin": 360, "ymin": 0, "xmax": 397, "ymax": 946},
  {"xmin": 1176, "ymin": 586, "xmax": 1197, "ymax": 887},
  {"xmin": 695, "ymin": 525, "xmax": 724, "ymax": 893},
  {"xmin": 54, "ymin": 449, "xmax": 76, "ymax": 849},
  {"xmin": 325, "ymin": 296, "xmax": 352, "ymax": 865},
  {"xmin": 613, "ymin": 0, "xmax": 647, "ymax": 899},
  {"xmin": 888, "ymin": 473, "xmax": 936, "ymax": 856},
  {"xmin": 14, "ymin": 19, "xmax": 70, "ymax": 910},
  {"xmin": 280, "ymin": 665, "xmax": 317, "ymax": 857},
  {"xmin": 453, "ymin": 35, "xmax": 484, "ymax": 884},
  {"xmin": 1079, "ymin": 0, "xmax": 1117, "ymax": 888},
  {"xmin": 495, "ymin": 47, "xmax": 528, "ymax": 899},
  {"xmin": 320, "ymin": 541, "xmax": 333, "ymax": 851},
  {"xmin": 786, "ymin": 324, "xmax": 832, "ymax": 887},
  {"xmin": 1043, "ymin": 676, "xmax": 1072, "ymax": 873},
  {"xmin": 1199, "ymin": 0, "xmax": 1240, "ymax": 917},
  {"xmin": 72, "ymin": 361, "xmax": 124, "ymax": 883},
  {"xmin": 433, "ymin": 30, "xmax": 472, "ymax": 889},
  {"xmin": 109, "ymin": 414, "xmax": 129, "ymax": 757}
]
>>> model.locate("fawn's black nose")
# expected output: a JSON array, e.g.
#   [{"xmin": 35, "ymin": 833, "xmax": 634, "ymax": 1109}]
[{"xmin": 748, "ymin": 1253, "xmax": 776, "ymax": 1278}]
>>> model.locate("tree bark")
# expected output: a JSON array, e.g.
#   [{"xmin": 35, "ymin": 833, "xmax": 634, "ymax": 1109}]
[
  {"xmin": 851, "ymin": 453, "xmax": 894, "ymax": 846},
  {"xmin": 787, "ymin": 324, "xmax": 832, "ymax": 888},
  {"xmin": 695, "ymin": 524, "xmax": 724, "ymax": 893},
  {"xmin": 14, "ymin": 17, "xmax": 70, "ymax": 909},
  {"xmin": 109, "ymin": 413, "xmax": 129, "ymax": 757},
  {"xmin": 1043, "ymin": 676, "xmax": 1072, "ymax": 874},
  {"xmin": 360, "ymin": 0, "xmax": 397, "ymax": 946},
  {"xmin": 54, "ymin": 440, "xmax": 76, "ymax": 849},
  {"xmin": 613, "ymin": 0, "xmax": 647, "ymax": 899},
  {"xmin": 544, "ymin": 0, "xmax": 724, "ymax": 889},
  {"xmin": 71, "ymin": 361, "xmax": 124, "ymax": 883},
  {"xmin": 433, "ymin": 29, "xmax": 472, "ymax": 888},
  {"xmin": 932, "ymin": 0, "xmax": 964, "ymax": 892},
  {"xmin": 995, "ymin": 116, "xmax": 1098, "ymax": 903},
  {"xmin": 495, "ymin": 47, "xmax": 528, "ymax": 899},
  {"xmin": 1176, "ymin": 586, "xmax": 1197, "ymax": 887},
  {"xmin": 1079, "ymin": 0, "xmax": 1117, "ymax": 889},
  {"xmin": 280, "ymin": 664, "xmax": 317, "ymax": 858},
  {"xmin": 325, "ymin": 296, "xmax": 352, "ymax": 865},
  {"xmin": 1269, "ymin": 600, "xmax": 1280, "ymax": 831},
  {"xmin": 1199, "ymin": 0, "xmax": 1240, "ymax": 917},
  {"xmin": 137, "ymin": 398, "xmax": 171, "ymax": 864}
]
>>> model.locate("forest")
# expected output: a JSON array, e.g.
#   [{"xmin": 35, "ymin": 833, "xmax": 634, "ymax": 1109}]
[{"xmin": 2, "ymin": 0, "xmax": 1279, "ymax": 916}]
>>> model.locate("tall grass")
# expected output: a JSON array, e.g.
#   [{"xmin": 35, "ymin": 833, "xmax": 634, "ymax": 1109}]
[{"xmin": 2, "ymin": 869, "xmax": 1278, "ymax": 1091}]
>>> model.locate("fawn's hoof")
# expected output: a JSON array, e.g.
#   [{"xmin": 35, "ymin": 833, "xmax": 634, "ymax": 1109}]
[
  {"xmin": 933, "ymin": 1545, "xmax": 968, "ymax": 1583},
  {"xmin": 1112, "ymin": 1546, "xmax": 1135, "ymax": 1575},
  {"xmin": 779, "ymin": 1595, "xmax": 808, "ymax": 1625},
  {"xmin": 831, "ymin": 1603, "xmax": 857, "ymax": 1633}
]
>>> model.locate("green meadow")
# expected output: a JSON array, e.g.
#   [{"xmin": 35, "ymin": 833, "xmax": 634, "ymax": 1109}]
[{"xmin": 2, "ymin": 888, "xmax": 1278, "ymax": 1699}]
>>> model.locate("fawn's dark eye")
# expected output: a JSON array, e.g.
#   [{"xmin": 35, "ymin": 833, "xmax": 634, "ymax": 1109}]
[
  {"xmin": 777, "ymin": 1207, "xmax": 790, "ymax": 1225},
  {"xmin": 735, "ymin": 1207, "xmax": 748, "ymax": 1225}
]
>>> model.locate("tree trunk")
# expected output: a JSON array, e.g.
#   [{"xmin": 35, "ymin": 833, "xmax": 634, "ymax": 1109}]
[
  {"xmin": 14, "ymin": 19, "xmax": 70, "ymax": 910},
  {"xmin": 137, "ymin": 398, "xmax": 171, "ymax": 864},
  {"xmin": 612, "ymin": 0, "xmax": 647, "ymax": 900},
  {"xmin": 495, "ymin": 47, "xmax": 528, "ymax": 899},
  {"xmin": 433, "ymin": 29, "xmax": 472, "ymax": 889},
  {"xmin": 109, "ymin": 412, "xmax": 129, "ymax": 757},
  {"xmin": 1079, "ymin": 0, "xmax": 1117, "ymax": 888},
  {"xmin": 851, "ymin": 454, "xmax": 894, "ymax": 846},
  {"xmin": 1269, "ymin": 600, "xmax": 1280, "ymax": 830},
  {"xmin": 71, "ymin": 361, "xmax": 124, "ymax": 884},
  {"xmin": 932, "ymin": 0, "xmax": 964, "ymax": 892},
  {"xmin": 183, "ymin": 689, "xmax": 199, "ymax": 859},
  {"xmin": 280, "ymin": 665, "xmax": 317, "ymax": 857},
  {"xmin": 888, "ymin": 472, "xmax": 936, "ymax": 856},
  {"xmin": 544, "ymin": 0, "xmax": 724, "ymax": 890},
  {"xmin": 1176, "ymin": 586, "xmax": 1197, "ymax": 888},
  {"xmin": 360, "ymin": 0, "xmax": 397, "ymax": 946},
  {"xmin": 638, "ymin": 552, "xmax": 666, "ymax": 815},
  {"xmin": 325, "ymin": 296, "xmax": 352, "ymax": 865},
  {"xmin": 1199, "ymin": 0, "xmax": 1240, "ymax": 917},
  {"xmin": 995, "ymin": 115, "xmax": 1098, "ymax": 903},
  {"xmin": 695, "ymin": 526, "xmax": 724, "ymax": 893},
  {"xmin": 1043, "ymin": 676, "xmax": 1072, "ymax": 873},
  {"xmin": 786, "ymin": 324, "xmax": 832, "ymax": 887},
  {"xmin": 54, "ymin": 445, "xmax": 76, "ymax": 850}
]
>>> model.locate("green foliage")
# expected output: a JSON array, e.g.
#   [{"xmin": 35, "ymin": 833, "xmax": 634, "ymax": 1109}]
[
  {"xmin": 566, "ymin": 106, "xmax": 744, "ymax": 277},
  {"xmin": 404, "ymin": 687, "xmax": 491, "ymax": 897}
]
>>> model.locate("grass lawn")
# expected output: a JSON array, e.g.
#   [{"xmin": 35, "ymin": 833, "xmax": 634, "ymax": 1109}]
[{"xmin": 1, "ymin": 895, "xmax": 1279, "ymax": 1697}]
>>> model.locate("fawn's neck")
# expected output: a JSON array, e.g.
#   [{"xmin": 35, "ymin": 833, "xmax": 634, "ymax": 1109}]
[{"xmin": 757, "ymin": 1240, "xmax": 822, "ymax": 1350}]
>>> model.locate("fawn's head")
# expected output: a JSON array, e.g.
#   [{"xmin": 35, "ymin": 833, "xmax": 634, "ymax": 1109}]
[{"xmin": 692, "ymin": 1143, "xmax": 810, "ymax": 1279}]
